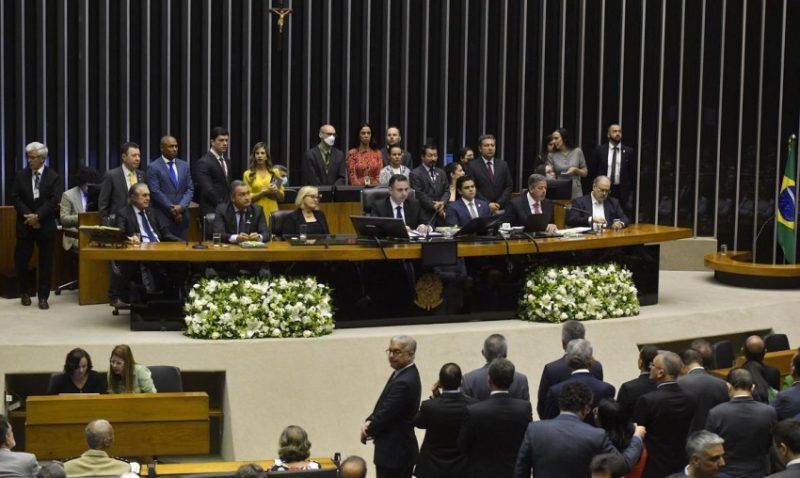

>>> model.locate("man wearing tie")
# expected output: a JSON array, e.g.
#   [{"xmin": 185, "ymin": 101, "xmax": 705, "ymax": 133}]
[
  {"xmin": 145, "ymin": 135, "xmax": 194, "ymax": 239},
  {"xmin": 588, "ymin": 124, "xmax": 637, "ymax": 215},
  {"xmin": 467, "ymin": 134, "xmax": 513, "ymax": 214},
  {"xmin": 505, "ymin": 174, "xmax": 557, "ymax": 231},
  {"xmin": 445, "ymin": 175, "xmax": 490, "ymax": 227},
  {"xmin": 409, "ymin": 144, "xmax": 450, "ymax": 220},
  {"xmin": 566, "ymin": 176, "xmax": 630, "ymax": 230},
  {"xmin": 213, "ymin": 180, "xmax": 269, "ymax": 244},
  {"xmin": 11, "ymin": 142, "xmax": 63, "ymax": 310},
  {"xmin": 60, "ymin": 166, "xmax": 101, "ymax": 252},
  {"xmin": 193, "ymin": 126, "xmax": 232, "ymax": 216},
  {"xmin": 98, "ymin": 142, "xmax": 144, "ymax": 223},
  {"xmin": 370, "ymin": 174, "xmax": 432, "ymax": 233},
  {"xmin": 301, "ymin": 124, "xmax": 347, "ymax": 186}
]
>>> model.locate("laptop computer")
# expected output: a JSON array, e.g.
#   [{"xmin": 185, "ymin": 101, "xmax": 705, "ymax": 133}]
[{"xmin": 523, "ymin": 213, "xmax": 562, "ymax": 238}]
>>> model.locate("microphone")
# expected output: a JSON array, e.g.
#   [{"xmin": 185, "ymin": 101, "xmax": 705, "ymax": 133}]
[
  {"xmin": 751, "ymin": 213, "xmax": 776, "ymax": 262},
  {"xmin": 193, "ymin": 215, "xmax": 208, "ymax": 249},
  {"xmin": 551, "ymin": 200, "xmax": 593, "ymax": 216},
  {"xmin": 423, "ymin": 210, "xmax": 439, "ymax": 240}
]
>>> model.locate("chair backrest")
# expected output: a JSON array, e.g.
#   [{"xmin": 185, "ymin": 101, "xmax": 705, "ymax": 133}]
[
  {"xmin": 148, "ymin": 365, "xmax": 183, "ymax": 392},
  {"xmin": 360, "ymin": 187, "xmax": 415, "ymax": 215},
  {"xmin": 202, "ymin": 213, "xmax": 216, "ymax": 240},
  {"xmin": 765, "ymin": 333, "xmax": 790, "ymax": 352},
  {"xmin": 47, "ymin": 372, "xmax": 67, "ymax": 394},
  {"xmin": 265, "ymin": 469, "xmax": 338, "ymax": 478},
  {"xmin": 270, "ymin": 210, "xmax": 294, "ymax": 239},
  {"xmin": 712, "ymin": 340, "xmax": 735, "ymax": 369}
]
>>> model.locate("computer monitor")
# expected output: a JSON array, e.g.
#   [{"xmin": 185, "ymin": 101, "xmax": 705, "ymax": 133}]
[
  {"xmin": 546, "ymin": 178, "xmax": 572, "ymax": 200},
  {"xmin": 350, "ymin": 215, "xmax": 410, "ymax": 240}
]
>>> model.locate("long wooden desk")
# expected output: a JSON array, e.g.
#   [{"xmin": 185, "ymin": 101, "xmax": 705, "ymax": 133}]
[
  {"xmin": 153, "ymin": 458, "xmax": 338, "ymax": 476},
  {"xmin": 26, "ymin": 392, "xmax": 210, "ymax": 459}
]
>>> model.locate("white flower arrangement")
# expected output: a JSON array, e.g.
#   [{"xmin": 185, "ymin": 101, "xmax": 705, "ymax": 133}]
[
  {"xmin": 517, "ymin": 262, "xmax": 640, "ymax": 323},
  {"xmin": 184, "ymin": 276, "xmax": 335, "ymax": 339}
]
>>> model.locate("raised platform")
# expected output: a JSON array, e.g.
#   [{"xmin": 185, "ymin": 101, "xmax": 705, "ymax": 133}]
[
  {"xmin": 1, "ymin": 270, "xmax": 798, "ymax": 467},
  {"xmin": 705, "ymin": 251, "xmax": 800, "ymax": 288}
]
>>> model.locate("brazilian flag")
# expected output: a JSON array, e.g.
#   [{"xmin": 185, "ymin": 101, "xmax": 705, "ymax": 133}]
[{"xmin": 777, "ymin": 135, "xmax": 797, "ymax": 263}]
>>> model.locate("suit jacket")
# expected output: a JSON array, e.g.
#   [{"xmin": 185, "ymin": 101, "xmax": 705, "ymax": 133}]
[
  {"xmin": 0, "ymin": 447, "xmax": 40, "ymax": 478},
  {"xmin": 409, "ymin": 165, "xmax": 450, "ymax": 213},
  {"xmin": 11, "ymin": 166, "xmax": 63, "ymax": 239},
  {"xmin": 145, "ymin": 156, "xmax": 194, "ymax": 236},
  {"xmin": 706, "ymin": 396, "xmax": 777, "ymax": 478},
  {"xmin": 617, "ymin": 373, "xmax": 656, "ymax": 421},
  {"xmin": 462, "ymin": 364, "xmax": 530, "ymax": 402},
  {"xmin": 301, "ymin": 146, "xmax": 347, "ymax": 186},
  {"xmin": 367, "ymin": 364, "xmax": 422, "ymax": 471},
  {"xmin": 467, "ymin": 157, "xmax": 513, "ymax": 208},
  {"xmin": 632, "ymin": 382, "xmax": 697, "ymax": 478},
  {"xmin": 677, "ymin": 368, "xmax": 730, "ymax": 432},
  {"xmin": 380, "ymin": 146, "xmax": 413, "ymax": 168},
  {"xmin": 115, "ymin": 205, "xmax": 182, "ymax": 243},
  {"xmin": 768, "ymin": 463, "xmax": 800, "ymax": 477},
  {"xmin": 588, "ymin": 143, "xmax": 637, "ymax": 203},
  {"xmin": 458, "ymin": 393, "xmax": 532, "ymax": 478},
  {"xmin": 371, "ymin": 196, "xmax": 431, "ymax": 229},
  {"xmin": 536, "ymin": 356, "xmax": 604, "ymax": 418},
  {"xmin": 513, "ymin": 413, "xmax": 644, "ymax": 478},
  {"xmin": 213, "ymin": 202, "xmax": 269, "ymax": 243},
  {"xmin": 743, "ymin": 360, "xmax": 782, "ymax": 403},
  {"xmin": 773, "ymin": 382, "xmax": 800, "ymax": 420},
  {"xmin": 60, "ymin": 186, "xmax": 85, "ymax": 250},
  {"xmin": 281, "ymin": 208, "xmax": 330, "ymax": 236},
  {"xmin": 98, "ymin": 166, "xmax": 144, "ymax": 221},
  {"xmin": 414, "ymin": 392, "xmax": 477, "ymax": 478},
  {"xmin": 63, "ymin": 449, "xmax": 132, "ymax": 477},
  {"xmin": 445, "ymin": 198, "xmax": 491, "ymax": 227},
  {"xmin": 192, "ymin": 151, "xmax": 231, "ymax": 216},
  {"xmin": 565, "ymin": 193, "xmax": 630, "ymax": 227},
  {"xmin": 504, "ymin": 194, "xmax": 555, "ymax": 228},
  {"xmin": 543, "ymin": 371, "xmax": 616, "ymax": 422}
]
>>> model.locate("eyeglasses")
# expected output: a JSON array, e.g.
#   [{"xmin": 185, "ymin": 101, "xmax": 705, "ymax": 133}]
[
  {"xmin": 305, "ymin": 194, "xmax": 320, "ymax": 200},
  {"xmin": 385, "ymin": 348, "xmax": 408, "ymax": 357}
]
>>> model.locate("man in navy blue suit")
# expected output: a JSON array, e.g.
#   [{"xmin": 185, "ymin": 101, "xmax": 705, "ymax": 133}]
[
  {"xmin": 444, "ymin": 176, "xmax": 490, "ymax": 227},
  {"xmin": 504, "ymin": 173, "xmax": 557, "ymax": 231},
  {"xmin": 566, "ymin": 175, "xmax": 630, "ymax": 230},
  {"xmin": 771, "ymin": 419, "xmax": 800, "ymax": 478},
  {"xmin": 145, "ymin": 136, "xmax": 194, "ymax": 239}
]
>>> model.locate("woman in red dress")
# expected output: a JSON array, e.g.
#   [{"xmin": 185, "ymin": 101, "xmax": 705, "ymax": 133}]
[{"xmin": 347, "ymin": 123, "xmax": 382, "ymax": 186}]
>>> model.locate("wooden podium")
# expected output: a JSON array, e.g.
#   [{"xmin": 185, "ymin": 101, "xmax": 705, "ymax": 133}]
[{"xmin": 25, "ymin": 393, "xmax": 210, "ymax": 459}]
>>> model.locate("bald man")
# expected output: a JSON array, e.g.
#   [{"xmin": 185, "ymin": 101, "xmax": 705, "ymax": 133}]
[
  {"xmin": 302, "ymin": 124, "xmax": 347, "ymax": 186},
  {"xmin": 145, "ymin": 135, "xmax": 194, "ymax": 239},
  {"xmin": 741, "ymin": 335, "xmax": 781, "ymax": 403},
  {"xmin": 64, "ymin": 419, "xmax": 138, "ymax": 477}
]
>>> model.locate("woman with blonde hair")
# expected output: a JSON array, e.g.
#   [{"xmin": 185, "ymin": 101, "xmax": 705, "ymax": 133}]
[
  {"xmin": 107, "ymin": 344, "xmax": 156, "ymax": 393},
  {"xmin": 268, "ymin": 425, "xmax": 321, "ymax": 471},
  {"xmin": 243, "ymin": 142, "xmax": 284, "ymax": 216},
  {"xmin": 280, "ymin": 186, "xmax": 330, "ymax": 237}
]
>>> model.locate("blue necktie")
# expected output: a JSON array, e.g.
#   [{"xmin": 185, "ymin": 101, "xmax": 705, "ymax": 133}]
[
  {"xmin": 238, "ymin": 211, "xmax": 246, "ymax": 234},
  {"xmin": 168, "ymin": 161, "xmax": 178, "ymax": 188},
  {"xmin": 139, "ymin": 211, "xmax": 158, "ymax": 242},
  {"xmin": 395, "ymin": 206, "xmax": 402, "ymax": 219}
]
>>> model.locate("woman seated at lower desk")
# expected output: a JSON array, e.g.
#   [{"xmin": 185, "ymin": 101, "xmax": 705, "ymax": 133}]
[
  {"xmin": 48, "ymin": 348, "xmax": 107, "ymax": 394},
  {"xmin": 268, "ymin": 425, "xmax": 321, "ymax": 472},
  {"xmin": 281, "ymin": 186, "xmax": 330, "ymax": 237},
  {"xmin": 107, "ymin": 344, "xmax": 157, "ymax": 393}
]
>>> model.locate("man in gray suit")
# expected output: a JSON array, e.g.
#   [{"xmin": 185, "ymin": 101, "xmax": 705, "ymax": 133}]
[
  {"xmin": 462, "ymin": 334, "xmax": 530, "ymax": 401},
  {"xmin": 60, "ymin": 166, "xmax": 101, "ymax": 252},
  {"xmin": 770, "ymin": 419, "xmax": 800, "ymax": 477},
  {"xmin": 678, "ymin": 348, "xmax": 729, "ymax": 432},
  {"xmin": 98, "ymin": 142, "xmax": 144, "ymax": 223},
  {"xmin": 0, "ymin": 414, "xmax": 40, "ymax": 478}
]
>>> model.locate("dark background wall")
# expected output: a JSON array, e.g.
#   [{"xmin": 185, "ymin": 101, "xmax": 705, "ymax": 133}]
[{"xmin": 2, "ymin": 0, "xmax": 799, "ymax": 262}]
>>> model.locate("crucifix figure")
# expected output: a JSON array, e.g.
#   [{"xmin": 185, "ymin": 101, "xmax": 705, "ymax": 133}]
[{"xmin": 270, "ymin": 2, "xmax": 292, "ymax": 50}]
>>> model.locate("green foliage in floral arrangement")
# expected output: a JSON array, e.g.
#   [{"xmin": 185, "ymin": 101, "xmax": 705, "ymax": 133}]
[
  {"xmin": 517, "ymin": 262, "xmax": 639, "ymax": 323},
  {"xmin": 184, "ymin": 276, "xmax": 335, "ymax": 339}
]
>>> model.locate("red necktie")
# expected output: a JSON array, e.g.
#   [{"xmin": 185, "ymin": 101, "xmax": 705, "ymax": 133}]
[{"xmin": 486, "ymin": 160, "xmax": 494, "ymax": 181}]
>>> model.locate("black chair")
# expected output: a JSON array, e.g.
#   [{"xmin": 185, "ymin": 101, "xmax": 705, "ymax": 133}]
[
  {"xmin": 765, "ymin": 333, "xmax": 790, "ymax": 352},
  {"xmin": 283, "ymin": 187, "xmax": 300, "ymax": 204},
  {"xmin": 712, "ymin": 340, "xmax": 735, "ymax": 369},
  {"xmin": 265, "ymin": 469, "xmax": 338, "ymax": 478},
  {"xmin": 270, "ymin": 210, "xmax": 294, "ymax": 239},
  {"xmin": 148, "ymin": 365, "xmax": 183, "ymax": 392},
  {"xmin": 360, "ymin": 187, "xmax": 415, "ymax": 215},
  {"xmin": 46, "ymin": 372, "xmax": 66, "ymax": 394}
]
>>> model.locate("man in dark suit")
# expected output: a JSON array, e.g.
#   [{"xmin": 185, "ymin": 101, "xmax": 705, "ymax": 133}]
[
  {"xmin": 462, "ymin": 334, "xmax": 530, "ymax": 401},
  {"xmin": 192, "ymin": 126, "xmax": 232, "ymax": 216},
  {"xmin": 212, "ymin": 180, "xmax": 269, "ymax": 244},
  {"xmin": 566, "ymin": 175, "xmax": 630, "ymax": 229},
  {"xmin": 587, "ymin": 124, "xmax": 636, "ymax": 214},
  {"xmin": 770, "ymin": 419, "xmax": 800, "ymax": 477},
  {"xmin": 542, "ymin": 339, "xmax": 615, "ymax": 422},
  {"xmin": 380, "ymin": 126, "xmax": 413, "ymax": 168},
  {"xmin": 99, "ymin": 142, "xmax": 144, "ymax": 223},
  {"xmin": 773, "ymin": 352, "xmax": 800, "ymax": 420},
  {"xmin": 11, "ymin": 142, "xmax": 63, "ymax": 310},
  {"xmin": 706, "ymin": 368, "xmax": 776, "ymax": 478},
  {"xmin": 666, "ymin": 430, "xmax": 730, "ymax": 478},
  {"xmin": 370, "ymin": 174, "xmax": 432, "ymax": 232},
  {"xmin": 514, "ymin": 382, "xmax": 645, "ymax": 478},
  {"xmin": 362, "ymin": 335, "xmax": 421, "ymax": 478},
  {"xmin": 633, "ymin": 350, "xmax": 697, "ymax": 478},
  {"xmin": 414, "ymin": 363, "xmax": 476, "ymax": 478},
  {"xmin": 678, "ymin": 348, "xmax": 729, "ymax": 432},
  {"xmin": 467, "ymin": 134, "xmax": 513, "ymax": 214},
  {"xmin": 537, "ymin": 320, "xmax": 604, "ymax": 419},
  {"xmin": 445, "ymin": 176, "xmax": 490, "ymax": 227},
  {"xmin": 742, "ymin": 335, "xmax": 782, "ymax": 403},
  {"xmin": 458, "ymin": 358, "xmax": 532, "ymax": 478},
  {"xmin": 0, "ymin": 414, "xmax": 40, "ymax": 478},
  {"xmin": 301, "ymin": 124, "xmax": 347, "ymax": 186},
  {"xmin": 617, "ymin": 344, "xmax": 658, "ymax": 421},
  {"xmin": 145, "ymin": 135, "xmax": 194, "ymax": 239},
  {"xmin": 504, "ymin": 173, "xmax": 557, "ymax": 231},
  {"xmin": 409, "ymin": 144, "xmax": 449, "ymax": 221}
]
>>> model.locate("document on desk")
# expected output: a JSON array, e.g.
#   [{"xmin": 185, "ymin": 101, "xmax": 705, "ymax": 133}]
[{"xmin": 559, "ymin": 227, "xmax": 592, "ymax": 238}]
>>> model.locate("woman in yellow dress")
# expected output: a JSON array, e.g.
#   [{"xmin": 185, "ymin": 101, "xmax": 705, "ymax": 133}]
[{"xmin": 243, "ymin": 142, "xmax": 284, "ymax": 217}]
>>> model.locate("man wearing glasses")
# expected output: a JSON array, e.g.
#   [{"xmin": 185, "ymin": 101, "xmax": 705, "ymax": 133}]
[
  {"xmin": 565, "ymin": 175, "xmax": 630, "ymax": 230},
  {"xmin": 361, "ymin": 335, "xmax": 421, "ymax": 478}
]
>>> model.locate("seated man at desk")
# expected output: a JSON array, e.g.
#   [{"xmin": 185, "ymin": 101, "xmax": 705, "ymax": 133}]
[
  {"xmin": 504, "ymin": 173, "xmax": 557, "ymax": 231},
  {"xmin": 565, "ymin": 175, "xmax": 629, "ymax": 230},
  {"xmin": 213, "ymin": 180, "xmax": 269, "ymax": 243},
  {"xmin": 445, "ymin": 175, "xmax": 490, "ymax": 227},
  {"xmin": 64, "ymin": 419, "xmax": 138, "ymax": 477},
  {"xmin": 370, "ymin": 174, "xmax": 432, "ymax": 234}
]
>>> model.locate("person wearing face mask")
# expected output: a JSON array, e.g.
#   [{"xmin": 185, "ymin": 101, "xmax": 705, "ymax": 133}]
[
  {"xmin": 60, "ymin": 165, "xmax": 101, "ymax": 252},
  {"xmin": 47, "ymin": 348, "xmax": 107, "ymax": 394},
  {"xmin": 301, "ymin": 124, "xmax": 347, "ymax": 186}
]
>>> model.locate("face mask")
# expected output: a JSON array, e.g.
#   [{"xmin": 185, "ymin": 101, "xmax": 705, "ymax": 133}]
[
  {"xmin": 281, "ymin": 176, "xmax": 288, "ymax": 186},
  {"xmin": 323, "ymin": 135, "xmax": 336, "ymax": 146}
]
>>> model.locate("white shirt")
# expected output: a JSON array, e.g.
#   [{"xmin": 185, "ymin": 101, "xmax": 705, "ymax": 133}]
[
  {"xmin": 390, "ymin": 198, "xmax": 406, "ymax": 224},
  {"xmin": 31, "ymin": 165, "xmax": 45, "ymax": 199},
  {"xmin": 527, "ymin": 192, "xmax": 542, "ymax": 214},
  {"xmin": 607, "ymin": 142, "xmax": 622, "ymax": 184},
  {"xmin": 591, "ymin": 194, "xmax": 606, "ymax": 224}
]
